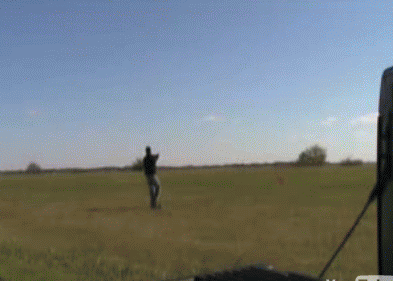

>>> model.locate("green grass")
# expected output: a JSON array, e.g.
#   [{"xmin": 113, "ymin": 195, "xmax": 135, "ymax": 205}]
[{"xmin": 0, "ymin": 165, "xmax": 378, "ymax": 280}]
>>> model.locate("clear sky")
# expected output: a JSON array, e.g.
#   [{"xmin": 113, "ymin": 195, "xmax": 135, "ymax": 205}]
[{"xmin": 0, "ymin": 0, "xmax": 390, "ymax": 170}]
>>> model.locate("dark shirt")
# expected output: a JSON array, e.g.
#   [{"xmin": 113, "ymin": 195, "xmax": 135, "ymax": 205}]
[{"xmin": 143, "ymin": 154, "xmax": 159, "ymax": 175}]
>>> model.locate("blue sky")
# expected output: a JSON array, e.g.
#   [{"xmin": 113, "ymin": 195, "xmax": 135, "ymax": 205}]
[{"xmin": 0, "ymin": 0, "xmax": 390, "ymax": 170}]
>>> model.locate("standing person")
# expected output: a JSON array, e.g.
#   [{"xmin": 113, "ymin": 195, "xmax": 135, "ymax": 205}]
[{"xmin": 143, "ymin": 146, "xmax": 161, "ymax": 209}]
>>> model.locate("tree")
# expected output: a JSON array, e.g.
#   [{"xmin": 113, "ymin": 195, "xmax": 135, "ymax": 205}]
[
  {"xmin": 26, "ymin": 162, "xmax": 42, "ymax": 174},
  {"xmin": 131, "ymin": 158, "xmax": 144, "ymax": 171},
  {"xmin": 297, "ymin": 144, "xmax": 327, "ymax": 166}
]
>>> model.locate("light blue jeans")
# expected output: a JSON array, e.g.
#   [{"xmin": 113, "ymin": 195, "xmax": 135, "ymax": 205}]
[{"xmin": 146, "ymin": 174, "xmax": 161, "ymax": 207}]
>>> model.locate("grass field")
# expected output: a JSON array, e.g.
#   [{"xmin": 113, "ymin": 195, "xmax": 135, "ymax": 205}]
[{"xmin": 0, "ymin": 164, "xmax": 378, "ymax": 280}]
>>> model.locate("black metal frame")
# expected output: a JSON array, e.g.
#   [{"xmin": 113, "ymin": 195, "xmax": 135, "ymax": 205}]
[
  {"xmin": 377, "ymin": 69, "xmax": 393, "ymax": 275},
  {"xmin": 377, "ymin": 114, "xmax": 383, "ymax": 274}
]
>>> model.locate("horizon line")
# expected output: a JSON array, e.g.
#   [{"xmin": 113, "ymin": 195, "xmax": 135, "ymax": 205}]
[{"xmin": 0, "ymin": 160, "xmax": 376, "ymax": 173}]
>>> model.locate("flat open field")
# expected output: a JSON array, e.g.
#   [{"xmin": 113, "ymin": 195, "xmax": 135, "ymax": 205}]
[{"xmin": 0, "ymin": 165, "xmax": 378, "ymax": 280}]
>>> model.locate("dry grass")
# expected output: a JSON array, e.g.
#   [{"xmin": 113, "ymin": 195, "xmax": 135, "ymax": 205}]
[{"xmin": 0, "ymin": 165, "xmax": 377, "ymax": 280}]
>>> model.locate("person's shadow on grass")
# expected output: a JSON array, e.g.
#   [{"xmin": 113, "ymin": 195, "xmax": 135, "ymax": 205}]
[{"xmin": 86, "ymin": 204, "xmax": 162, "ymax": 214}]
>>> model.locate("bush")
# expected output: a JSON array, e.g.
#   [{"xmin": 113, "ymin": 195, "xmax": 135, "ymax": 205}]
[
  {"xmin": 26, "ymin": 162, "xmax": 42, "ymax": 174},
  {"xmin": 131, "ymin": 158, "xmax": 143, "ymax": 171},
  {"xmin": 297, "ymin": 144, "xmax": 327, "ymax": 166},
  {"xmin": 340, "ymin": 157, "xmax": 363, "ymax": 166}
]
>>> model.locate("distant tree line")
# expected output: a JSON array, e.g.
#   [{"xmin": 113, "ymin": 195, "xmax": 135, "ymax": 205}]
[
  {"xmin": 0, "ymin": 163, "xmax": 141, "ymax": 175},
  {"xmin": 0, "ymin": 146, "xmax": 369, "ymax": 175},
  {"xmin": 339, "ymin": 157, "xmax": 363, "ymax": 166}
]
